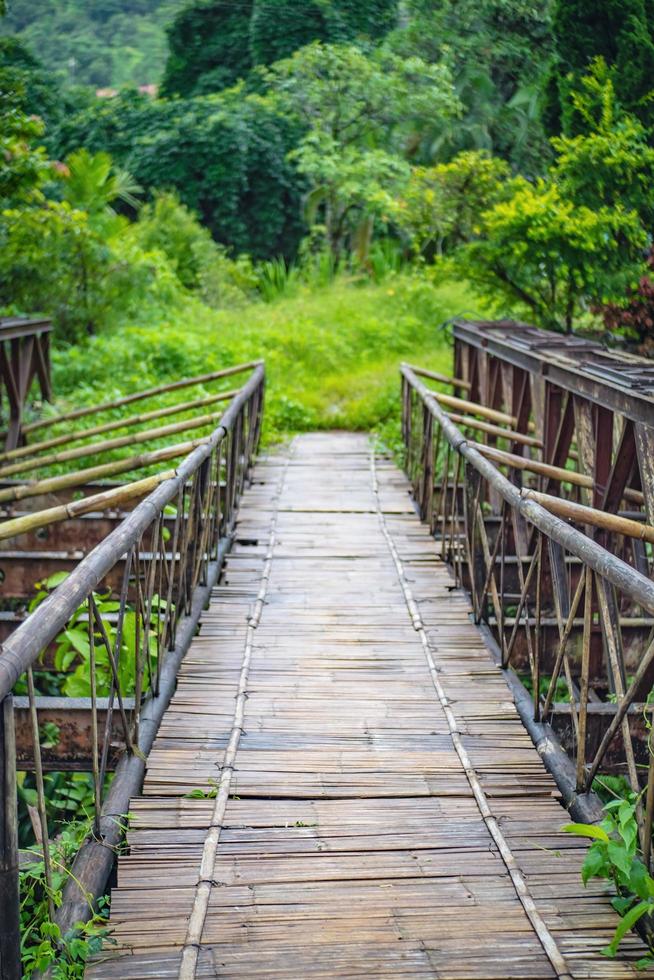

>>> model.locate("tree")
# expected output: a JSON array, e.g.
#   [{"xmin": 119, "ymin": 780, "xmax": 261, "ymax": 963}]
[
  {"xmin": 388, "ymin": 0, "xmax": 553, "ymax": 172},
  {"xmin": 395, "ymin": 151, "xmax": 511, "ymax": 258},
  {"xmin": 49, "ymin": 86, "xmax": 304, "ymax": 260},
  {"xmin": 552, "ymin": 63, "xmax": 654, "ymax": 226},
  {"xmin": 266, "ymin": 42, "xmax": 458, "ymax": 260},
  {"xmin": 160, "ymin": 1, "xmax": 254, "ymax": 98},
  {"xmin": 160, "ymin": 0, "xmax": 400, "ymax": 97},
  {"xmin": 249, "ymin": 0, "xmax": 399, "ymax": 66},
  {"xmin": 0, "ymin": 201, "xmax": 113, "ymax": 339},
  {"xmin": 62, "ymin": 148, "xmax": 141, "ymax": 223},
  {"xmin": 458, "ymin": 179, "xmax": 647, "ymax": 333},
  {"xmin": 456, "ymin": 74, "xmax": 654, "ymax": 333},
  {"xmin": 549, "ymin": 0, "xmax": 654, "ymax": 133},
  {"xmin": 0, "ymin": 37, "xmax": 62, "ymax": 125},
  {"xmin": 0, "ymin": 67, "xmax": 53, "ymax": 204}
]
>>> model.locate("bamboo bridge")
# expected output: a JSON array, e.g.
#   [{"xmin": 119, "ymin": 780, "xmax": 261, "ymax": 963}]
[{"xmin": 3, "ymin": 322, "xmax": 654, "ymax": 977}]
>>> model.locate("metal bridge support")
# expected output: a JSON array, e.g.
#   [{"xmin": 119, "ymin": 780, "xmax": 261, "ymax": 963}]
[
  {"xmin": 0, "ymin": 316, "xmax": 53, "ymax": 451},
  {"xmin": 0, "ymin": 695, "xmax": 20, "ymax": 980}
]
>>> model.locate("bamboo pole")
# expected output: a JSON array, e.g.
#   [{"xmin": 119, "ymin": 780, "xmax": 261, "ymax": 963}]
[
  {"xmin": 0, "ymin": 411, "xmax": 224, "ymax": 479},
  {"xmin": 20, "ymin": 361, "xmax": 261, "ymax": 436},
  {"xmin": 0, "ymin": 388, "xmax": 239, "ymax": 464},
  {"xmin": 447, "ymin": 412, "xmax": 542, "ymax": 449},
  {"xmin": 0, "ymin": 438, "xmax": 211, "ymax": 505},
  {"xmin": 475, "ymin": 443, "xmax": 645, "ymax": 505},
  {"xmin": 428, "ymin": 390, "xmax": 517, "ymax": 427},
  {"xmin": 520, "ymin": 488, "xmax": 654, "ymax": 543},
  {"xmin": 0, "ymin": 471, "xmax": 177, "ymax": 541},
  {"xmin": 404, "ymin": 363, "xmax": 471, "ymax": 391}
]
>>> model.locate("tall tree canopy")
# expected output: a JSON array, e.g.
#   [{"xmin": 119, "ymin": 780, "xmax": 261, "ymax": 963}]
[
  {"xmin": 250, "ymin": 0, "xmax": 399, "ymax": 66},
  {"xmin": 161, "ymin": 0, "xmax": 399, "ymax": 97},
  {"xmin": 51, "ymin": 88, "xmax": 305, "ymax": 260},
  {"xmin": 388, "ymin": 0, "xmax": 553, "ymax": 172},
  {"xmin": 160, "ymin": 1, "xmax": 253, "ymax": 97}
]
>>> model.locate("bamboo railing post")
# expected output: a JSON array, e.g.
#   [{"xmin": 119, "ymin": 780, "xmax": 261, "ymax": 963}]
[{"xmin": 0, "ymin": 695, "xmax": 20, "ymax": 980}]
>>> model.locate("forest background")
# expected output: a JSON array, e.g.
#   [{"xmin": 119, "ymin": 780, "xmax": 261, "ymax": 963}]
[{"xmin": 3, "ymin": 0, "xmax": 654, "ymax": 447}]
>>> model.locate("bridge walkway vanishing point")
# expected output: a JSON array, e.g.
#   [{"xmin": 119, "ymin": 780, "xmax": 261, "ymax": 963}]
[{"xmin": 90, "ymin": 433, "xmax": 648, "ymax": 980}]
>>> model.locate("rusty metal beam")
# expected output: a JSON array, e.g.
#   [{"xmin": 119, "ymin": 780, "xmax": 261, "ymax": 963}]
[
  {"xmin": 13, "ymin": 697, "xmax": 133, "ymax": 771},
  {"xmin": 454, "ymin": 320, "xmax": 654, "ymax": 427}
]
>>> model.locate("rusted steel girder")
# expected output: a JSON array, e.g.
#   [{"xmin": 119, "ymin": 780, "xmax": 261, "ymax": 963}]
[
  {"xmin": 0, "ymin": 318, "xmax": 52, "ymax": 452},
  {"xmin": 452, "ymin": 320, "xmax": 654, "ymax": 697},
  {"xmin": 13, "ymin": 696, "xmax": 133, "ymax": 770}
]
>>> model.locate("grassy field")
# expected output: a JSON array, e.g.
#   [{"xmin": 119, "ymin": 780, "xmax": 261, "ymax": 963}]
[{"xmin": 31, "ymin": 273, "xmax": 487, "ymax": 476}]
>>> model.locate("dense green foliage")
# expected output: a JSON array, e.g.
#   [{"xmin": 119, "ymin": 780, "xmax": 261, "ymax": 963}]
[
  {"xmin": 160, "ymin": 0, "xmax": 399, "ymax": 98},
  {"xmin": 4, "ymin": 0, "xmax": 654, "ymax": 339},
  {"xmin": 160, "ymin": 1, "xmax": 253, "ymax": 97},
  {"xmin": 249, "ymin": 0, "xmax": 398, "ymax": 66},
  {"xmin": 266, "ymin": 42, "xmax": 458, "ymax": 261},
  {"xmin": 550, "ymin": 0, "xmax": 654, "ymax": 132},
  {"xmin": 388, "ymin": 0, "xmax": 554, "ymax": 172},
  {"xmin": 49, "ymin": 88, "xmax": 305, "ymax": 260}
]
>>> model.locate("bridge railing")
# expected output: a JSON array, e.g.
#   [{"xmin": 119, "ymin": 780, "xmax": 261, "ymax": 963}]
[
  {"xmin": 401, "ymin": 362, "xmax": 654, "ymax": 854},
  {"xmin": 0, "ymin": 362, "xmax": 264, "ymax": 978}
]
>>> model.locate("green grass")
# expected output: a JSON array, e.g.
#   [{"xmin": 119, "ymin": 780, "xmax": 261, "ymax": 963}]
[{"xmin": 37, "ymin": 272, "xmax": 486, "ymax": 474}]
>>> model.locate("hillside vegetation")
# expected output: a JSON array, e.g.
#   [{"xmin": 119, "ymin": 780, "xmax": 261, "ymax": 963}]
[{"xmin": 0, "ymin": 0, "xmax": 184, "ymax": 87}]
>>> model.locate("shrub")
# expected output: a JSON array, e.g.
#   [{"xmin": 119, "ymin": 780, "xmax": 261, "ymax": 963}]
[{"xmin": 396, "ymin": 151, "xmax": 512, "ymax": 258}]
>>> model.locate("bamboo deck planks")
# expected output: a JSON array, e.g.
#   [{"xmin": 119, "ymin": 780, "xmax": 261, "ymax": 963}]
[{"xmin": 89, "ymin": 433, "xmax": 652, "ymax": 979}]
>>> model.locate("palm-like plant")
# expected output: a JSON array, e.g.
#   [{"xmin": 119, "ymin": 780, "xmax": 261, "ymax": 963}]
[{"xmin": 62, "ymin": 148, "xmax": 141, "ymax": 219}]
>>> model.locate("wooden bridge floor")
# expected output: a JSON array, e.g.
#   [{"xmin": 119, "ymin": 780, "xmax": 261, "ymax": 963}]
[{"xmin": 90, "ymin": 433, "xmax": 648, "ymax": 979}]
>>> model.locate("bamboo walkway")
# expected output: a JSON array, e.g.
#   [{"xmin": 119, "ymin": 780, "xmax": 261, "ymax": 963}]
[{"xmin": 90, "ymin": 433, "xmax": 648, "ymax": 979}]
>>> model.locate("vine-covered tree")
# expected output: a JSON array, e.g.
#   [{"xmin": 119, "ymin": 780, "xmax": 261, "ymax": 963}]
[
  {"xmin": 162, "ymin": 0, "xmax": 400, "ymax": 96},
  {"xmin": 54, "ymin": 87, "xmax": 305, "ymax": 259},
  {"xmin": 160, "ymin": 1, "xmax": 253, "ymax": 98},
  {"xmin": 250, "ymin": 0, "xmax": 399, "ymax": 66}
]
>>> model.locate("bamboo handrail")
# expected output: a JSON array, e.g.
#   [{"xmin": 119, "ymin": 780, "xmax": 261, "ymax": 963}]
[
  {"xmin": 0, "ymin": 438, "xmax": 211, "ymax": 505},
  {"xmin": 0, "ymin": 410, "xmax": 225, "ymax": 479},
  {"xmin": 428, "ymin": 390, "xmax": 517, "ymax": 427},
  {"xmin": 19, "ymin": 360, "xmax": 261, "ymax": 436},
  {"xmin": 447, "ymin": 412, "xmax": 542, "ymax": 449},
  {"xmin": 521, "ymin": 488, "xmax": 654, "ymax": 545},
  {"xmin": 0, "ymin": 471, "xmax": 177, "ymax": 541},
  {"xmin": 0, "ymin": 388, "xmax": 239, "ymax": 464},
  {"xmin": 474, "ymin": 443, "xmax": 645, "ymax": 505},
  {"xmin": 404, "ymin": 363, "xmax": 471, "ymax": 391}
]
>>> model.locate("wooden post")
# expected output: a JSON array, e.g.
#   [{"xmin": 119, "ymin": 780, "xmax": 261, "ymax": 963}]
[{"xmin": 0, "ymin": 695, "xmax": 20, "ymax": 980}]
